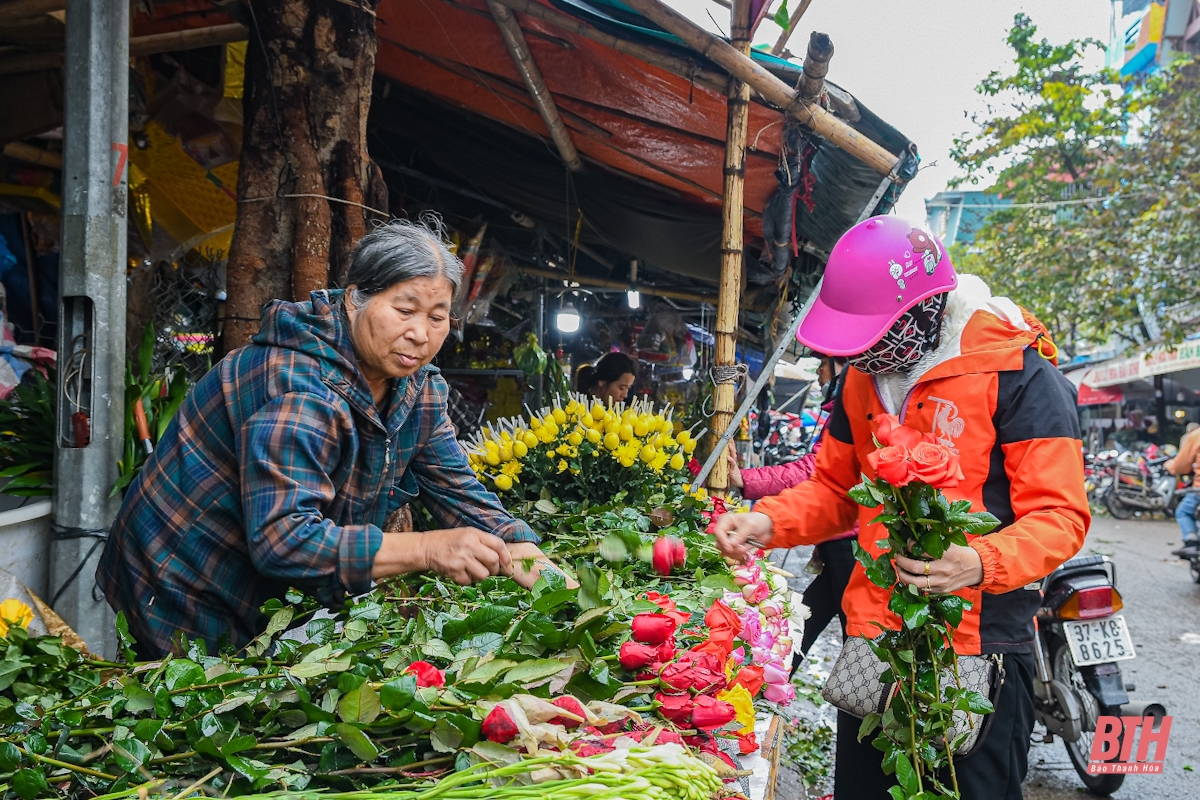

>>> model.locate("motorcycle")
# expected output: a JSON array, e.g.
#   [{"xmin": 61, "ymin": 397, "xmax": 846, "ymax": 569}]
[
  {"xmin": 1104, "ymin": 448, "xmax": 1184, "ymax": 519},
  {"xmin": 1083, "ymin": 449, "xmax": 1118, "ymax": 508},
  {"xmin": 1032, "ymin": 555, "xmax": 1161, "ymax": 796}
]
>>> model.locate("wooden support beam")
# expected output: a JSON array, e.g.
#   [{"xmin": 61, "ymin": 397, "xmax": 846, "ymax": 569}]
[
  {"xmin": 516, "ymin": 265, "xmax": 722, "ymax": 306},
  {"xmin": 708, "ymin": 0, "xmax": 753, "ymax": 494},
  {"xmin": 3, "ymin": 141, "xmax": 62, "ymax": 168},
  {"xmin": 620, "ymin": 0, "xmax": 899, "ymax": 175},
  {"xmin": 0, "ymin": 0, "xmax": 63, "ymax": 26},
  {"xmin": 487, "ymin": 0, "xmax": 728, "ymax": 96},
  {"xmin": 0, "ymin": 22, "xmax": 247, "ymax": 76},
  {"xmin": 487, "ymin": 0, "xmax": 582, "ymax": 172},
  {"xmin": 770, "ymin": 0, "xmax": 815, "ymax": 56},
  {"xmin": 129, "ymin": 22, "xmax": 248, "ymax": 57},
  {"xmin": 796, "ymin": 31, "xmax": 833, "ymax": 104}
]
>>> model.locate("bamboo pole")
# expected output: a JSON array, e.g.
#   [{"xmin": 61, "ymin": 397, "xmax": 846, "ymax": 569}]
[
  {"xmin": 770, "ymin": 0, "xmax": 815, "ymax": 56},
  {"xmin": 708, "ymin": 0, "xmax": 753, "ymax": 494},
  {"xmin": 129, "ymin": 22, "xmax": 248, "ymax": 57},
  {"xmin": 796, "ymin": 31, "xmax": 833, "ymax": 103},
  {"xmin": 619, "ymin": 0, "xmax": 899, "ymax": 176},
  {"xmin": 516, "ymin": 265, "xmax": 722, "ymax": 306},
  {"xmin": 0, "ymin": 23, "xmax": 248, "ymax": 75},
  {"xmin": 487, "ymin": 0, "xmax": 583, "ymax": 172},
  {"xmin": 3, "ymin": 141, "xmax": 62, "ymax": 168},
  {"xmin": 487, "ymin": 0, "xmax": 728, "ymax": 96},
  {"xmin": 0, "ymin": 0, "xmax": 63, "ymax": 26}
]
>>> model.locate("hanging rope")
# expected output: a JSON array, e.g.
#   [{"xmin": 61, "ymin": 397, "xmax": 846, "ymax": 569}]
[{"xmin": 710, "ymin": 363, "xmax": 749, "ymax": 386}]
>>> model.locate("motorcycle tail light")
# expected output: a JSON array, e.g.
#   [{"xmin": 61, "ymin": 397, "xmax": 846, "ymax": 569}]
[{"xmin": 1058, "ymin": 586, "xmax": 1123, "ymax": 620}]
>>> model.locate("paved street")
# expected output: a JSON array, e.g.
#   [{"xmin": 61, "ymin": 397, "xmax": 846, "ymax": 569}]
[
  {"xmin": 777, "ymin": 515, "xmax": 1200, "ymax": 799},
  {"xmin": 1024, "ymin": 515, "xmax": 1200, "ymax": 800}
]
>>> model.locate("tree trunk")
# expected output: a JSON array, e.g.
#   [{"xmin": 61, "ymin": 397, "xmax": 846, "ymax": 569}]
[{"xmin": 223, "ymin": 0, "xmax": 386, "ymax": 353}]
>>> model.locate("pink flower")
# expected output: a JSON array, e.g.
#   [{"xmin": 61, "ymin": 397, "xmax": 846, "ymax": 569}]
[
  {"xmin": 762, "ymin": 662, "xmax": 789, "ymax": 686},
  {"xmin": 764, "ymin": 682, "xmax": 796, "ymax": 704},
  {"xmin": 733, "ymin": 565, "xmax": 761, "ymax": 586},
  {"xmin": 759, "ymin": 599, "xmax": 783, "ymax": 618},
  {"xmin": 742, "ymin": 581, "xmax": 771, "ymax": 604},
  {"xmin": 740, "ymin": 610, "xmax": 762, "ymax": 645},
  {"xmin": 731, "ymin": 647, "xmax": 746, "ymax": 665},
  {"xmin": 772, "ymin": 637, "xmax": 794, "ymax": 655},
  {"xmin": 404, "ymin": 661, "xmax": 446, "ymax": 688}
]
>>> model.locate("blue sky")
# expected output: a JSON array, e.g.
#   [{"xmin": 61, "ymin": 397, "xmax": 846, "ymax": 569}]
[{"xmin": 665, "ymin": 0, "xmax": 1115, "ymax": 223}]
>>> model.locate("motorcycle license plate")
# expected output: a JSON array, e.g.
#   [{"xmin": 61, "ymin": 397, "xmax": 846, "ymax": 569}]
[{"xmin": 1064, "ymin": 615, "xmax": 1136, "ymax": 665}]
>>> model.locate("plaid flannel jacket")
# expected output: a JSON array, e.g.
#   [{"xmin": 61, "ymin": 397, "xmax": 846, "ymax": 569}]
[{"xmin": 97, "ymin": 290, "xmax": 536, "ymax": 656}]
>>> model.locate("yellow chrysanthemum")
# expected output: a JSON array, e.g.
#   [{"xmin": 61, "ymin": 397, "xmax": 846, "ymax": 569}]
[
  {"xmin": 557, "ymin": 459, "xmax": 570, "ymax": 474},
  {"xmin": 493, "ymin": 474, "xmax": 513, "ymax": 492},
  {"xmin": 669, "ymin": 453, "xmax": 686, "ymax": 471},
  {"xmin": 0, "ymin": 599, "xmax": 33, "ymax": 637},
  {"xmin": 586, "ymin": 428, "xmax": 602, "ymax": 445},
  {"xmin": 603, "ymin": 432, "xmax": 621, "ymax": 451},
  {"xmin": 522, "ymin": 431, "xmax": 539, "ymax": 449},
  {"xmin": 512, "ymin": 441, "xmax": 528, "ymax": 458},
  {"xmin": 501, "ymin": 461, "xmax": 523, "ymax": 477}
]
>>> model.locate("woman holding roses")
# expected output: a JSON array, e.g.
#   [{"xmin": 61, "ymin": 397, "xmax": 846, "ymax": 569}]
[{"xmin": 713, "ymin": 216, "xmax": 1089, "ymax": 800}]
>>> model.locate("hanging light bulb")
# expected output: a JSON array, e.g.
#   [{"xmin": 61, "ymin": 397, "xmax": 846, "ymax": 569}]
[
  {"xmin": 627, "ymin": 258, "xmax": 641, "ymax": 309},
  {"xmin": 556, "ymin": 301, "xmax": 581, "ymax": 333}
]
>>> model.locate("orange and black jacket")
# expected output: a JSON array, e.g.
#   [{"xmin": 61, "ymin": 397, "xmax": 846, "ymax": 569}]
[{"xmin": 756, "ymin": 309, "xmax": 1090, "ymax": 655}]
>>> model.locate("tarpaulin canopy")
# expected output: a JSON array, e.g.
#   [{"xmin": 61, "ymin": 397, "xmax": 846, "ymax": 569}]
[{"xmin": 372, "ymin": 0, "xmax": 916, "ymax": 285}]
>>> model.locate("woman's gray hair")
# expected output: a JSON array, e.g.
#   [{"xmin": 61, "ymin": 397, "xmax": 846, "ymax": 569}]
[{"xmin": 344, "ymin": 215, "xmax": 464, "ymax": 308}]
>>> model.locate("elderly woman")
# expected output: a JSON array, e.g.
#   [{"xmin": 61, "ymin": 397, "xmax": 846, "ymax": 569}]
[{"xmin": 98, "ymin": 220, "xmax": 555, "ymax": 657}]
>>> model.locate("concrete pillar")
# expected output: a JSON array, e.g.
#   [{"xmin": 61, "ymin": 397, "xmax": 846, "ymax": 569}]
[{"xmin": 51, "ymin": 0, "xmax": 129, "ymax": 659}]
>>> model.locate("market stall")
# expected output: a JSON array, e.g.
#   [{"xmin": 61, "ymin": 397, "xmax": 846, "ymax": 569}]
[{"xmin": 0, "ymin": 395, "xmax": 805, "ymax": 800}]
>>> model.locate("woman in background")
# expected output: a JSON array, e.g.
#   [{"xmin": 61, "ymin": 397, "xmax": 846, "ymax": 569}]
[{"xmin": 576, "ymin": 352, "xmax": 636, "ymax": 404}]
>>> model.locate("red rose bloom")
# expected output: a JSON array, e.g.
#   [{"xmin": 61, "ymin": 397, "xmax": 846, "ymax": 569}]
[
  {"xmin": 876, "ymin": 414, "xmax": 924, "ymax": 449},
  {"xmin": 404, "ymin": 660, "xmax": 445, "ymax": 688},
  {"xmin": 867, "ymin": 445, "xmax": 913, "ymax": 487},
  {"xmin": 691, "ymin": 695, "xmax": 737, "ymax": 730},
  {"xmin": 655, "ymin": 638, "xmax": 678, "ymax": 663},
  {"xmin": 654, "ymin": 730, "xmax": 685, "ymax": 745},
  {"xmin": 619, "ymin": 640, "xmax": 660, "ymax": 670},
  {"xmin": 738, "ymin": 732, "xmax": 759, "ymax": 754},
  {"xmin": 551, "ymin": 696, "xmax": 588, "ymax": 729},
  {"xmin": 730, "ymin": 664, "xmax": 765, "ymax": 697},
  {"xmin": 631, "ymin": 613, "xmax": 677, "ymax": 645},
  {"xmin": 572, "ymin": 740, "xmax": 615, "ymax": 757},
  {"xmin": 645, "ymin": 592, "xmax": 691, "ymax": 626},
  {"xmin": 482, "ymin": 705, "xmax": 519, "ymax": 743},
  {"xmin": 909, "ymin": 441, "xmax": 965, "ymax": 488},
  {"xmin": 700, "ymin": 599, "xmax": 742, "ymax": 658},
  {"xmin": 652, "ymin": 537, "xmax": 681, "ymax": 575},
  {"xmin": 658, "ymin": 662, "xmax": 694, "ymax": 693},
  {"xmin": 655, "ymin": 692, "xmax": 695, "ymax": 724}
]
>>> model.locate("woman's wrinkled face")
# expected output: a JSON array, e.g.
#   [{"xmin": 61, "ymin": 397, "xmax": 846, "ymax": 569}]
[
  {"xmin": 596, "ymin": 372, "xmax": 636, "ymax": 404},
  {"xmin": 346, "ymin": 276, "xmax": 454, "ymax": 382}
]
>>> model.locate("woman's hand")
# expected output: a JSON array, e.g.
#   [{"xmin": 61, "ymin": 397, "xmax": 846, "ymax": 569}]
[
  {"xmin": 506, "ymin": 542, "xmax": 579, "ymax": 590},
  {"xmin": 894, "ymin": 545, "xmax": 983, "ymax": 594},
  {"xmin": 726, "ymin": 442, "xmax": 744, "ymax": 489},
  {"xmin": 712, "ymin": 511, "xmax": 774, "ymax": 562},
  {"xmin": 374, "ymin": 528, "xmax": 512, "ymax": 584}
]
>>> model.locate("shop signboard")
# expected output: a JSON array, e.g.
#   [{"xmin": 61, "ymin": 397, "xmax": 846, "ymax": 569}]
[{"xmin": 1083, "ymin": 337, "xmax": 1200, "ymax": 388}]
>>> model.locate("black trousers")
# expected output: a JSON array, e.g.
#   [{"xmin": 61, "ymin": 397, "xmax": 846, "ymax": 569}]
[
  {"xmin": 833, "ymin": 651, "xmax": 1036, "ymax": 800},
  {"xmin": 795, "ymin": 537, "xmax": 857, "ymax": 667}
]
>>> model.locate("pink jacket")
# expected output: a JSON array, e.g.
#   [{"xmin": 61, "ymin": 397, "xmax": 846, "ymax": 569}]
[{"xmin": 741, "ymin": 441, "xmax": 857, "ymax": 541}]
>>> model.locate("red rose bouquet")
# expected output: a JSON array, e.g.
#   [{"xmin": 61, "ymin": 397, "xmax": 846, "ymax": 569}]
[{"xmin": 849, "ymin": 414, "xmax": 1000, "ymax": 799}]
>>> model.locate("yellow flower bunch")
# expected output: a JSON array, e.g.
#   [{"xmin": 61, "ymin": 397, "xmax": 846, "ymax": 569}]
[
  {"xmin": 0, "ymin": 598, "xmax": 33, "ymax": 637},
  {"xmin": 465, "ymin": 394, "xmax": 703, "ymax": 499}
]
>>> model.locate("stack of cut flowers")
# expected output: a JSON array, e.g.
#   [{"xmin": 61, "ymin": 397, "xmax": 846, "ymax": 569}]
[{"xmin": 0, "ymin": 395, "xmax": 806, "ymax": 800}]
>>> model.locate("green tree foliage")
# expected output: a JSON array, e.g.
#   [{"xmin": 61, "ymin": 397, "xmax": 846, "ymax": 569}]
[{"xmin": 948, "ymin": 14, "xmax": 1198, "ymax": 355}]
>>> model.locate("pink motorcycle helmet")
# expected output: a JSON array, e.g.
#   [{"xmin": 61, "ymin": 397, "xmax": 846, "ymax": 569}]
[{"xmin": 797, "ymin": 215, "xmax": 958, "ymax": 356}]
